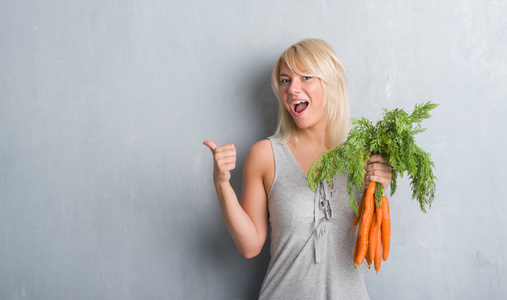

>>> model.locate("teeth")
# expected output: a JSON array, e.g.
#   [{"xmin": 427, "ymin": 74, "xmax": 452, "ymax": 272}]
[{"xmin": 293, "ymin": 100, "xmax": 308, "ymax": 105}]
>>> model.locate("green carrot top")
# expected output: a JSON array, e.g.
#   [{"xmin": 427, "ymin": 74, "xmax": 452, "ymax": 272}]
[{"xmin": 307, "ymin": 102, "xmax": 438, "ymax": 215}]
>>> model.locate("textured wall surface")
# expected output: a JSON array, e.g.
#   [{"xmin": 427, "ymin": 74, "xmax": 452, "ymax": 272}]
[{"xmin": 1, "ymin": 0, "xmax": 506, "ymax": 299}]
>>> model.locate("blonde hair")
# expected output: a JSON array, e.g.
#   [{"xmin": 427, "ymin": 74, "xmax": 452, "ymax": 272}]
[{"xmin": 271, "ymin": 38, "xmax": 350, "ymax": 148}]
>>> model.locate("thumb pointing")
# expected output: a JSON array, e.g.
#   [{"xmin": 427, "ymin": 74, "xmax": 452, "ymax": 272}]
[{"xmin": 202, "ymin": 140, "xmax": 217, "ymax": 152}]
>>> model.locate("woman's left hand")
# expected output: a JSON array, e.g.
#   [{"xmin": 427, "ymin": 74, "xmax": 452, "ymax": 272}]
[{"xmin": 365, "ymin": 154, "xmax": 392, "ymax": 190}]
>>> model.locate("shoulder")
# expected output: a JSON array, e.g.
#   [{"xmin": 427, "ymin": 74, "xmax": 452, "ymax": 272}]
[
  {"xmin": 246, "ymin": 139, "xmax": 273, "ymax": 167},
  {"xmin": 244, "ymin": 139, "xmax": 275, "ymax": 186},
  {"xmin": 250, "ymin": 139, "xmax": 272, "ymax": 154}
]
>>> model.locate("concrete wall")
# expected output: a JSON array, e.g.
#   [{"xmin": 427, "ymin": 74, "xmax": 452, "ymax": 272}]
[{"xmin": 1, "ymin": 0, "xmax": 506, "ymax": 299}]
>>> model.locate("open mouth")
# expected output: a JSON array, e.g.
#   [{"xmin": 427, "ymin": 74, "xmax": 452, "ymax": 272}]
[{"xmin": 292, "ymin": 100, "xmax": 309, "ymax": 116}]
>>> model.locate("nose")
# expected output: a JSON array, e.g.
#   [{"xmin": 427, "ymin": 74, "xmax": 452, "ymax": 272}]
[{"xmin": 288, "ymin": 78, "xmax": 302, "ymax": 95}]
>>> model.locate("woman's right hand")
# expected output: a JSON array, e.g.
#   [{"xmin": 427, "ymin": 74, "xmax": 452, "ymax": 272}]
[
  {"xmin": 203, "ymin": 140, "xmax": 236, "ymax": 184},
  {"xmin": 203, "ymin": 139, "xmax": 270, "ymax": 258}
]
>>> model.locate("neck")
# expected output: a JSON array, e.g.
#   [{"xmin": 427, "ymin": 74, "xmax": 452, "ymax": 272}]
[{"xmin": 294, "ymin": 121, "xmax": 330, "ymax": 149}]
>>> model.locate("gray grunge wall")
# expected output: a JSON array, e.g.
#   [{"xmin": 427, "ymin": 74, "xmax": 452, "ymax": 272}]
[{"xmin": 1, "ymin": 0, "xmax": 506, "ymax": 299}]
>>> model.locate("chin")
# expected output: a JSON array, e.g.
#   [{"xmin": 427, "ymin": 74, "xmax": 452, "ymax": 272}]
[{"xmin": 294, "ymin": 121, "xmax": 311, "ymax": 129}]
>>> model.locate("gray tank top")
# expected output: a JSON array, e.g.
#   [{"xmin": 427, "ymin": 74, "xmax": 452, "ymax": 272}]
[{"xmin": 258, "ymin": 136, "xmax": 369, "ymax": 300}]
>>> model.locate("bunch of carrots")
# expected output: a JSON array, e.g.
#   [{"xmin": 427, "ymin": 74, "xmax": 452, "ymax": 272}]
[
  {"xmin": 307, "ymin": 102, "xmax": 438, "ymax": 274},
  {"xmin": 352, "ymin": 182, "xmax": 390, "ymax": 273}
]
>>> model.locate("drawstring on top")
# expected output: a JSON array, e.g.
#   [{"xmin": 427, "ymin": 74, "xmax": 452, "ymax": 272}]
[{"xmin": 313, "ymin": 180, "xmax": 334, "ymax": 263}]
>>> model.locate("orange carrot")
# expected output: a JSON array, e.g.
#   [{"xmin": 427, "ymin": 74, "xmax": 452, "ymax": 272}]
[
  {"xmin": 375, "ymin": 226, "xmax": 382, "ymax": 274},
  {"xmin": 368, "ymin": 213, "xmax": 378, "ymax": 262},
  {"xmin": 376, "ymin": 196, "xmax": 383, "ymax": 229},
  {"xmin": 353, "ymin": 188, "xmax": 367, "ymax": 229},
  {"xmin": 381, "ymin": 196, "xmax": 391, "ymax": 261},
  {"xmin": 356, "ymin": 181, "xmax": 376, "ymax": 265},
  {"xmin": 353, "ymin": 189, "xmax": 366, "ymax": 263},
  {"xmin": 365, "ymin": 248, "xmax": 372, "ymax": 269},
  {"xmin": 354, "ymin": 227, "xmax": 362, "ymax": 265},
  {"xmin": 370, "ymin": 196, "xmax": 383, "ymax": 265},
  {"xmin": 353, "ymin": 231, "xmax": 360, "ymax": 264}
]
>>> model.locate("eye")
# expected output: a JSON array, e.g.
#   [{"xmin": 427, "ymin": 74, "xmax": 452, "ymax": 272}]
[
  {"xmin": 302, "ymin": 76, "xmax": 313, "ymax": 81},
  {"xmin": 280, "ymin": 78, "xmax": 290, "ymax": 84}
]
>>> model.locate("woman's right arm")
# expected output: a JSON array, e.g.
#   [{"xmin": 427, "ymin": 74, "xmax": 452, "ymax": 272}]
[{"xmin": 203, "ymin": 140, "xmax": 271, "ymax": 258}]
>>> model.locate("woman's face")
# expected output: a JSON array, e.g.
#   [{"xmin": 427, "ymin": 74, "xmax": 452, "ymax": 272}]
[{"xmin": 279, "ymin": 61, "xmax": 326, "ymax": 130}]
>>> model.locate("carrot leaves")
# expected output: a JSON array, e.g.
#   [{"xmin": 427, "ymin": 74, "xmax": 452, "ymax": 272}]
[{"xmin": 307, "ymin": 102, "xmax": 438, "ymax": 214}]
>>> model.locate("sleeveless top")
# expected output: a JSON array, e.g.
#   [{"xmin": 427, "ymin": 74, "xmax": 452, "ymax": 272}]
[{"xmin": 258, "ymin": 136, "xmax": 369, "ymax": 300}]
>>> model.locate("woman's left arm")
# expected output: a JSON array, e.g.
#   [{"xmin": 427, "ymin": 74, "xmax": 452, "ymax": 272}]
[{"xmin": 365, "ymin": 154, "xmax": 392, "ymax": 189}]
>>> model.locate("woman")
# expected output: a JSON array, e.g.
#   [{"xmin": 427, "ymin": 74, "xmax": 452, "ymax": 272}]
[{"xmin": 203, "ymin": 39, "xmax": 392, "ymax": 299}]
